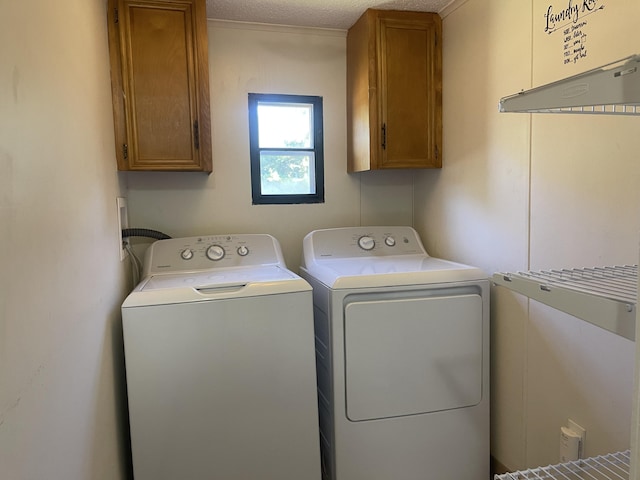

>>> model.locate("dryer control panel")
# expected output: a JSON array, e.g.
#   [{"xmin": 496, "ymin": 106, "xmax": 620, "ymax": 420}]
[
  {"xmin": 303, "ymin": 226, "xmax": 427, "ymax": 260},
  {"xmin": 142, "ymin": 234, "xmax": 286, "ymax": 276}
]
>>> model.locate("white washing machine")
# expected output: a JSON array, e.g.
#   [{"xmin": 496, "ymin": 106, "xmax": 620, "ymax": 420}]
[
  {"xmin": 121, "ymin": 234, "xmax": 321, "ymax": 480},
  {"xmin": 299, "ymin": 226, "xmax": 489, "ymax": 480}
]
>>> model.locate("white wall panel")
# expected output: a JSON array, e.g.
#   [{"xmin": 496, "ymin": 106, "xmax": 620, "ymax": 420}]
[{"xmin": 0, "ymin": 0, "xmax": 131, "ymax": 478}]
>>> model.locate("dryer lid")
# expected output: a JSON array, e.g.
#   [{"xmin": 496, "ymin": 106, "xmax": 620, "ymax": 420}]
[
  {"xmin": 300, "ymin": 226, "xmax": 485, "ymax": 288},
  {"xmin": 302, "ymin": 256, "xmax": 485, "ymax": 289}
]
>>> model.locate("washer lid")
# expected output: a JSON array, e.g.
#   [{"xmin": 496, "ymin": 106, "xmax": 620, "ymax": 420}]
[
  {"xmin": 140, "ymin": 265, "xmax": 298, "ymax": 291},
  {"xmin": 122, "ymin": 265, "xmax": 310, "ymax": 308}
]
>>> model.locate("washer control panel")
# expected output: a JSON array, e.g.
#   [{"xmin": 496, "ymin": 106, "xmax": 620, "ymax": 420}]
[
  {"xmin": 143, "ymin": 234, "xmax": 286, "ymax": 275},
  {"xmin": 305, "ymin": 226, "xmax": 427, "ymax": 260}
]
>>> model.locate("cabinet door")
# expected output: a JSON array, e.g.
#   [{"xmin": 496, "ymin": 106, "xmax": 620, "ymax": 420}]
[
  {"xmin": 108, "ymin": 0, "xmax": 212, "ymax": 172},
  {"xmin": 378, "ymin": 14, "xmax": 442, "ymax": 169}
]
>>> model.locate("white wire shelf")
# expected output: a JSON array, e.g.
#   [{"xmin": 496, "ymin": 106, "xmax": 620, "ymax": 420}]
[
  {"xmin": 494, "ymin": 450, "xmax": 631, "ymax": 480},
  {"xmin": 492, "ymin": 265, "xmax": 637, "ymax": 341},
  {"xmin": 499, "ymin": 55, "xmax": 640, "ymax": 116},
  {"xmin": 518, "ymin": 105, "xmax": 640, "ymax": 115}
]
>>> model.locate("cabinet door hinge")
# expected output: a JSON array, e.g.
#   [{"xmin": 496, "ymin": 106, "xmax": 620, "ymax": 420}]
[
  {"xmin": 114, "ymin": 7, "xmax": 119, "ymax": 24},
  {"xmin": 381, "ymin": 123, "xmax": 387, "ymax": 150},
  {"xmin": 123, "ymin": 144, "xmax": 128, "ymax": 160},
  {"xmin": 193, "ymin": 120, "xmax": 200, "ymax": 150},
  {"xmin": 435, "ymin": 145, "xmax": 439, "ymax": 160}
]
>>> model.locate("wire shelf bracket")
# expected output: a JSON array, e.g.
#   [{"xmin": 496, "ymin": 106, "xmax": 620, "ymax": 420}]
[{"xmin": 493, "ymin": 265, "xmax": 637, "ymax": 341}]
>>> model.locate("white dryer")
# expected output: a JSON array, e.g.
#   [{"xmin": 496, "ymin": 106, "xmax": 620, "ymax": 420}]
[
  {"xmin": 121, "ymin": 234, "xmax": 321, "ymax": 480},
  {"xmin": 299, "ymin": 226, "xmax": 489, "ymax": 480}
]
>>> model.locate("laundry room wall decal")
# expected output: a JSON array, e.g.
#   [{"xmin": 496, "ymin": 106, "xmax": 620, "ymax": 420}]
[{"xmin": 543, "ymin": 0, "xmax": 606, "ymax": 65}]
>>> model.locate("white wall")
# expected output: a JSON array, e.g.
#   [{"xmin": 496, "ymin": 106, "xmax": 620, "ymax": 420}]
[
  {"xmin": 0, "ymin": 0, "xmax": 131, "ymax": 478},
  {"xmin": 414, "ymin": 0, "xmax": 640, "ymax": 471},
  {"xmin": 127, "ymin": 21, "xmax": 415, "ymax": 270},
  {"xmin": 414, "ymin": 0, "xmax": 533, "ymax": 469}
]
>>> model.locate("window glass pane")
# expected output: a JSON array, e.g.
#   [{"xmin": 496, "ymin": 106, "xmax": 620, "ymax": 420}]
[
  {"xmin": 248, "ymin": 93, "xmax": 324, "ymax": 204},
  {"xmin": 260, "ymin": 151, "xmax": 315, "ymax": 195},
  {"xmin": 257, "ymin": 103, "xmax": 313, "ymax": 149}
]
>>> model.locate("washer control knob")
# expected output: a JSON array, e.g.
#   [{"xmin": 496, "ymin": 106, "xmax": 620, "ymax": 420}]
[
  {"xmin": 206, "ymin": 245, "xmax": 225, "ymax": 261},
  {"xmin": 384, "ymin": 236, "xmax": 396, "ymax": 247},
  {"xmin": 237, "ymin": 245, "xmax": 249, "ymax": 256},
  {"xmin": 180, "ymin": 248, "xmax": 194, "ymax": 260},
  {"xmin": 358, "ymin": 235, "xmax": 375, "ymax": 251}
]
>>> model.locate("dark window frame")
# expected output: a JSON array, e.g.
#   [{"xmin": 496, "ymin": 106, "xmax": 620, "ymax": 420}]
[{"xmin": 248, "ymin": 93, "xmax": 325, "ymax": 205}]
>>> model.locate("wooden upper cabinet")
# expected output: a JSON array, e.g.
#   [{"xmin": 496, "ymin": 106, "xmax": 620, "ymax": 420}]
[
  {"xmin": 347, "ymin": 10, "xmax": 442, "ymax": 172},
  {"xmin": 107, "ymin": 0, "xmax": 212, "ymax": 172}
]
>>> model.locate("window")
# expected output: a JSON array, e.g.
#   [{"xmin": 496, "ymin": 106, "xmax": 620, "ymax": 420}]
[{"xmin": 248, "ymin": 93, "xmax": 324, "ymax": 204}]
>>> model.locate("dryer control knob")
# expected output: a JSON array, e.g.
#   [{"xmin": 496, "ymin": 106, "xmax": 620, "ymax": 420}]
[
  {"xmin": 385, "ymin": 236, "xmax": 396, "ymax": 247},
  {"xmin": 358, "ymin": 235, "xmax": 375, "ymax": 251},
  {"xmin": 237, "ymin": 245, "xmax": 249, "ymax": 256},
  {"xmin": 180, "ymin": 248, "xmax": 194, "ymax": 260},
  {"xmin": 206, "ymin": 245, "xmax": 225, "ymax": 261}
]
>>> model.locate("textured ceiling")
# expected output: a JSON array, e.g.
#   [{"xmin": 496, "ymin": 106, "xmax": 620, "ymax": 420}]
[{"xmin": 205, "ymin": 0, "xmax": 453, "ymax": 29}]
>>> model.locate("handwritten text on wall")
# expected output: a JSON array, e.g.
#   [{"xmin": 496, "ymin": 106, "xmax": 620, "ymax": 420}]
[{"xmin": 544, "ymin": 0, "xmax": 606, "ymax": 65}]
